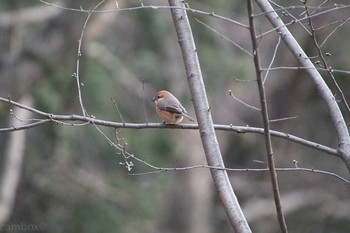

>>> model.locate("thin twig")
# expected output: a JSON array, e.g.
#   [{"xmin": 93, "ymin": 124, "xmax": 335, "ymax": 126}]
[
  {"xmin": 309, "ymin": 0, "xmax": 330, "ymax": 15},
  {"xmin": 269, "ymin": 0, "xmax": 311, "ymax": 35},
  {"xmin": 88, "ymin": 114, "xmax": 350, "ymax": 186},
  {"xmin": 195, "ymin": 18, "xmax": 252, "ymax": 57},
  {"xmin": 261, "ymin": 66, "xmax": 350, "ymax": 75},
  {"xmin": 129, "ymin": 164, "xmax": 350, "ymax": 185},
  {"xmin": 255, "ymin": 3, "xmax": 350, "ymax": 39},
  {"xmin": 303, "ymin": 2, "xmax": 350, "ymax": 117},
  {"xmin": 0, "ymin": 120, "xmax": 51, "ymax": 132},
  {"xmin": 39, "ymin": 0, "xmax": 249, "ymax": 29},
  {"xmin": 141, "ymin": 79, "xmax": 148, "ymax": 124},
  {"xmin": 232, "ymin": 77, "xmax": 256, "ymax": 82},
  {"xmin": 263, "ymin": 35, "xmax": 281, "ymax": 84},
  {"xmin": 111, "ymin": 97, "xmax": 125, "ymax": 124},
  {"xmin": 228, "ymin": 90, "xmax": 261, "ymax": 111},
  {"xmin": 74, "ymin": 0, "xmax": 106, "ymax": 116},
  {"xmin": 269, "ymin": 115, "xmax": 299, "ymax": 123},
  {"xmin": 320, "ymin": 16, "xmax": 350, "ymax": 47},
  {"xmin": 91, "ymin": 120, "xmax": 162, "ymax": 172}
]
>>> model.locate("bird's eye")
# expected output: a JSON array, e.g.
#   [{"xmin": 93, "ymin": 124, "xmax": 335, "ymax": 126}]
[{"xmin": 157, "ymin": 95, "xmax": 161, "ymax": 99}]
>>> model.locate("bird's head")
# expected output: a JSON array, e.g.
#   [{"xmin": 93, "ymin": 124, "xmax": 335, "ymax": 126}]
[{"xmin": 151, "ymin": 90, "xmax": 170, "ymax": 102}]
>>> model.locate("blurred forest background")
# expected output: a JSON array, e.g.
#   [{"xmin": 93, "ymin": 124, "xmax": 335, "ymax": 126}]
[{"xmin": 0, "ymin": 0, "xmax": 350, "ymax": 232}]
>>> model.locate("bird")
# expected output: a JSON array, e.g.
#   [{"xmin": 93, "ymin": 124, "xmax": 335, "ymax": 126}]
[{"xmin": 152, "ymin": 90, "xmax": 195, "ymax": 124}]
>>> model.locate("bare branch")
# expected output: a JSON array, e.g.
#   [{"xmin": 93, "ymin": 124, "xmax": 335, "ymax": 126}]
[
  {"xmin": 319, "ymin": 16, "xmax": 350, "ymax": 47},
  {"xmin": 228, "ymin": 90, "xmax": 261, "ymax": 111},
  {"xmin": 39, "ymin": 0, "xmax": 249, "ymax": 29},
  {"xmin": 168, "ymin": 0, "xmax": 251, "ymax": 232},
  {"xmin": 0, "ymin": 96, "xmax": 339, "ymax": 156},
  {"xmin": 74, "ymin": 0, "xmax": 106, "ymax": 116},
  {"xmin": 111, "ymin": 98, "xmax": 126, "ymax": 125},
  {"xmin": 261, "ymin": 66, "xmax": 350, "ymax": 75},
  {"xmin": 247, "ymin": 1, "xmax": 288, "ymax": 231},
  {"xmin": 255, "ymin": 3, "xmax": 350, "ymax": 39},
  {"xmin": 269, "ymin": 0, "xmax": 311, "ymax": 35},
  {"xmin": 254, "ymin": 0, "xmax": 350, "ymax": 172},
  {"xmin": 263, "ymin": 35, "xmax": 281, "ymax": 84},
  {"xmin": 75, "ymin": 120, "xmax": 349, "ymax": 187},
  {"xmin": 141, "ymin": 79, "xmax": 149, "ymax": 124},
  {"xmin": 129, "ymin": 165, "xmax": 350, "ymax": 185},
  {"xmin": 269, "ymin": 115, "xmax": 299, "ymax": 123},
  {"xmin": 0, "ymin": 119, "xmax": 51, "ymax": 132},
  {"xmin": 195, "ymin": 19, "xmax": 253, "ymax": 57},
  {"xmin": 303, "ymin": 2, "xmax": 350, "ymax": 116}
]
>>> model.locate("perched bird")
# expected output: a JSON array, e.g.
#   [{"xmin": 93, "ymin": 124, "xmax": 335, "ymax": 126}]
[{"xmin": 152, "ymin": 90, "xmax": 195, "ymax": 124}]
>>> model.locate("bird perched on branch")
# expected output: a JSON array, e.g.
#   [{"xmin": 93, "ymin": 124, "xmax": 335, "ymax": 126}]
[{"xmin": 152, "ymin": 90, "xmax": 195, "ymax": 124}]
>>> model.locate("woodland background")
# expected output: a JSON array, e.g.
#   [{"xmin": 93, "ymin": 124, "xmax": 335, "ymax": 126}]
[{"xmin": 0, "ymin": 0, "xmax": 350, "ymax": 232}]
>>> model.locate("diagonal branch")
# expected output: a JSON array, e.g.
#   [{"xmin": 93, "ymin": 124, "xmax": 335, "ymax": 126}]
[
  {"xmin": 254, "ymin": 0, "xmax": 350, "ymax": 172},
  {"xmin": 247, "ymin": 0, "xmax": 288, "ymax": 232},
  {"xmin": 303, "ymin": 2, "xmax": 350, "ymax": 116}
]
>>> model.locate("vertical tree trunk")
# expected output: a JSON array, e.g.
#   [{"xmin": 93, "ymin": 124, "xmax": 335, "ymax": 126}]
[{"xmin": 168, "ymin": 0, "xmax": 252, "ymax": 232}]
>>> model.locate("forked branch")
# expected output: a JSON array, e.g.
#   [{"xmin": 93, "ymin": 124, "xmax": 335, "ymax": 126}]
[{"xmin": 254, "ymin": 0, "xmax": 350, "ymax": 171}]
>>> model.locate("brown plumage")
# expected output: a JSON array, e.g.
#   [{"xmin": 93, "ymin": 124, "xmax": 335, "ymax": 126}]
[{"xmin": 152, "ymin": 90, "xmax": 195, "ymax": 124}]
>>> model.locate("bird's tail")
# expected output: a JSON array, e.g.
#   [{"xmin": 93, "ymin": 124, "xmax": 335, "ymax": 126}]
[{"xmin": 183, "ymin": 112, "xmax": 196, "ymax": 122}]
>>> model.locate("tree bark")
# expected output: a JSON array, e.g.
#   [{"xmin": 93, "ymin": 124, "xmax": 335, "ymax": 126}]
[{"xmin": 168, "ymin": 0, "xmax": 252, "ymax": 232}]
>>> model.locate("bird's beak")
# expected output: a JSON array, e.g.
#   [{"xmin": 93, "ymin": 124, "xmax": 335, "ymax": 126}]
[{"xmin": 151, "ymin": 97, "xmax": 156, "ymax": 102}]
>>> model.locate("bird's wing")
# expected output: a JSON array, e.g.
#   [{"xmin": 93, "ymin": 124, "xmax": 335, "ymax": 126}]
[{"xmin": 157, "ymin": 99, "xmax": 184, "ymax": 114}]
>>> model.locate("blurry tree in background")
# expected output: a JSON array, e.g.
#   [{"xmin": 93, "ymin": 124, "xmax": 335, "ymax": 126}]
[{"xmin": 0, "ymin": 0, "xmax": 350, "ymax": 232}]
